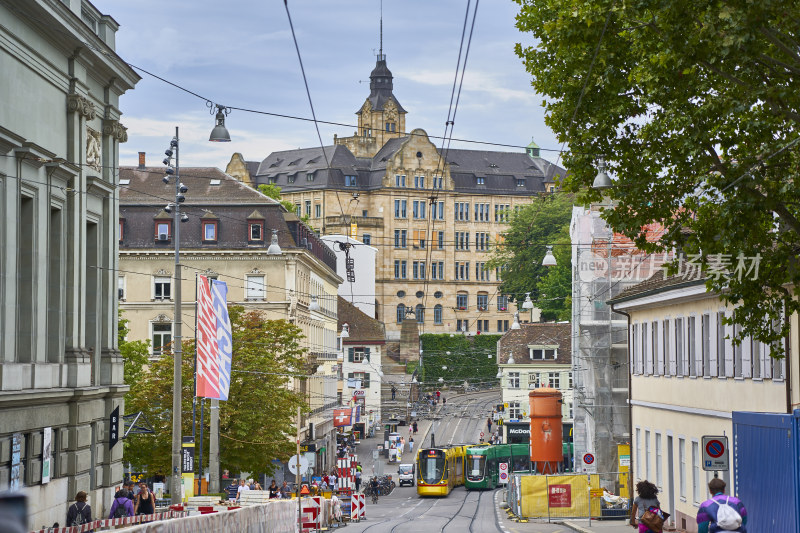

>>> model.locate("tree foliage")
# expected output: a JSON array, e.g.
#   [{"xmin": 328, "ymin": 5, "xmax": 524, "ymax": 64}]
[
  {"xmin": 514, "ymin": 0, "xmax": 800, "ymax": 353},
  {"xmin": 258, "ymin": 183, "xmax": 297, "ymax": 213},
  {"xmin": 419, "ymin": 334, "xmax": 501, "ymax": 388},
  {"xmin": 124, "ymin": 307, "xmax": 308, "ymax": 476},
  {"xmin": 488, "ymin": 193, "xmax": 573, "ymax": 321}
]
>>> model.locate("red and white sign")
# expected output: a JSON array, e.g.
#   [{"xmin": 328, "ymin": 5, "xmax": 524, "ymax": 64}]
[
  {"xmin": 334, "ymin": 409, "xmax": 352, "ymax": 427},
  {"xmin": 351, "ymin": 493, "xmax": 366, "ymax": 521},
  {"xmin": 353, "ymin": 390, "xmax": 366, "ymax": 398},
  {"xmin": 196, "ymin": 275, "xmax": 221, "ymax": 398},
  {"xmin": 301, "ymin": 496, "xmax": 322, "ymax": 532},
  {"xmin": 548, "ymin": 484, "xmax": 572, "ymax": 508},
  {"xmin": 499, "ymin": 462, "xmax": 509, "ymax": 484}
]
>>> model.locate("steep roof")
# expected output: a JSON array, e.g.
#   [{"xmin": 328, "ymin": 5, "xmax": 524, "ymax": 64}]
[
  {"xmin": 609, "ymin": 265, "xmax": 707, "ymax": 305},
  {"xmin": 497, "ymin": 322, "xmax": 572, "ymax": 365},
  {"xmin": 338, "ymin": 297, "xmax": 386, "ymax": 344},
  {"xmin": 119, "ymin": 166, "xmax": 280, "ymax": 206}
]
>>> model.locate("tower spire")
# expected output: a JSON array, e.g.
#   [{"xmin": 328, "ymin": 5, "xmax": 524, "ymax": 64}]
[{"xmin": 379, "ymin": 0, "xmax": 384, "ymax": 60}]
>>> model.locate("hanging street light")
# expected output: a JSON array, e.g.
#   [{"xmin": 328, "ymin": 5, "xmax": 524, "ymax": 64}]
[
  {"xmin": 309, "ymin": 295, "xmax": 321, "ymax": 312},
  {"xmin": 522, "ymin": 292, "xmax": 534, "ymax": 310},
  {"xmin": 542, "ymin": 246, "xmax": 557, "ymax": 266},
  {"xmin": 511, "ymin": 311, "xmax": 521, "ymax": 330},
  {"xmin": 208, "ymin": 104, "xmax": 231, "ymax": 142},
  {"xmin": 592, "ymin": 158, "xmax": 613, "ymax": 190},
  {"xmin": 266, "ymin": 229, "xmax": 282, "ymax": 255}
]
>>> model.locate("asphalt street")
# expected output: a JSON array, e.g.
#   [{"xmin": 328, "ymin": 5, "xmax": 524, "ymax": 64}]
[{"xmin": 344, "ymin": 390, "xmax": 576, "ymax": 533}]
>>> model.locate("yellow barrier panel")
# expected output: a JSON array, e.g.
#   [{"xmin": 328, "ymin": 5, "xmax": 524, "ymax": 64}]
[{"xmin": 518, "ymin": 474, "xmax": 602, "ymax": 519}]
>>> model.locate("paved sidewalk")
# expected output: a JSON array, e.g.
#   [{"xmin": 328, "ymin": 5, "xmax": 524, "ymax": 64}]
[{"xmin": 560, "ymin": 519, "xmax": 631, "ymax": 533}]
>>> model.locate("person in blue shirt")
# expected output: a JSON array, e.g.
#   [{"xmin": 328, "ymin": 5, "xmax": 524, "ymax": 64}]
[{"xmin": 696, "ymin": 478, "xmax": 747, "ymax": 533}]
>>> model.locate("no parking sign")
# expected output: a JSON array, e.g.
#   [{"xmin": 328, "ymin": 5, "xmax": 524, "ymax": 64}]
[
  {"xmin": 582, "ymin": 453, "xmax": 596, "ymax": 472},
  {"xmin": 702, "ymin": 435, "xmax": 729, "ymax": 471},
  {"xmin": 499, "ymin": 462, "xmax": 509, "ymax": 484}
]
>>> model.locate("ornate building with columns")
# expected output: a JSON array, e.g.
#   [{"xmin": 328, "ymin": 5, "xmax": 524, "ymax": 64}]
[{"xmin": 0, "ymin": 0, "xmax": 139, "ymax": 527}]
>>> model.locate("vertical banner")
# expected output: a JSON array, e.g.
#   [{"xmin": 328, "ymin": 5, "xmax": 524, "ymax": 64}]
[
  {"xmin": 196, "ymin": 275, "xmax": 221, "ymax": 399},
  {"xmin": 211, "ymin": 280, "xmax": 233, "ymax": 401},
  {"xmin": 109, "ymin": 406, "xmax": 120, "ymax": 449},
  {"xmin": 181, "ymin": 437, "xmax": 195, "ymax": 502},
  {"xmin": 42, "ymin": 427, "xmax": 51, "ymax": 484}
]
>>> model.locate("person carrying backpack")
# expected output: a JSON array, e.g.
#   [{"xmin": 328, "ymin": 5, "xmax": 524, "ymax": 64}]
[
  {"xmin": 108, "ymin": 488, "xmax": 134, "ymax": 519},
  {"xmin": 66, "ymin": 491, "xmax": 92, "ymax": 530},
  {"xmin": 696, "ymin": 478, "xmax": 747, "ymax": 532}
]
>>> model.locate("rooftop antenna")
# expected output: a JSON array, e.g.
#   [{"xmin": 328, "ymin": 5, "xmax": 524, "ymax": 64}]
[{"xmin": 378, "ymin": 0, "xmax": 385, "ymax": 60}]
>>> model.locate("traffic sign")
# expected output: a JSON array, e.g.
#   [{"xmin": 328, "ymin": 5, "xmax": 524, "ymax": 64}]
[
  {"xmin": 288, "ymin": 454, "xmax": 310, "ymax": 475},
  {"xmin": 702, "ymin": 435, "xmax": 729, "ymax": 471},
  {"xmin": 583, "ymin": 453, "xmax": 595, "ymax": 465},
  {"xmin": 499, "ymin": 462, "xmax": 509, "ymax": 484},
  {"xmin": 480, "ymin": 431, "xmax": 484, "ymax": 438}
]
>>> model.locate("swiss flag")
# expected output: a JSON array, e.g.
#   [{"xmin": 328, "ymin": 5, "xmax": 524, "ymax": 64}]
[{"xmin": 333, "ymin": 409, "xmax": 352, "ymax": 427}]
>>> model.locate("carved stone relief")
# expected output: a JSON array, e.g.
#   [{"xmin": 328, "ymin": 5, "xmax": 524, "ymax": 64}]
[
  {"xmin": 67, "ymin": 94, "xmax": 96, "ymax": 120},
  {"xmin": 86, "ymin": 127, "xmax": 101, "ymax": 171},
  {"xmin": 103, "ymin": 119, "xmax": 129, "ymax": 143}
]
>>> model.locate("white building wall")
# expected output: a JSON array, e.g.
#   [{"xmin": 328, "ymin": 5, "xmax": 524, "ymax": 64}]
[{"xmin": 322, "ymin": 235, "xmax": 377, "ymax": 318}]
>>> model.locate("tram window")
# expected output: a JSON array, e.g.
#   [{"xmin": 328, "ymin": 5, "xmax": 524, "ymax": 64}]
[{"xmin": 469, "ymin": 456, "xmax": 485, "ymax": 477}]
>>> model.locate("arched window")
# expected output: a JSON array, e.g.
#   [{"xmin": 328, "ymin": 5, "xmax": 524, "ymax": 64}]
[
  {"xmin": 415, "ymin": 304, "xmax": 425, "ymax": 323},
  {"xmin": 396, "ymin": 304, "xmax": 406, "ymax": 324},
  {"xmin": 434, "ymin": 305, "xmax": 443, "ymax": 325}
]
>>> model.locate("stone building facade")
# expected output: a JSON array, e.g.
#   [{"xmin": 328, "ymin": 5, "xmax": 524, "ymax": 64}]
[
  {"xmin": 118, "ymin": 163, "xmax": 342, "ymax": 478},
  {"xmin": 226, "ymin": 54, "xmax": 565, "ymax": 338},
  {"xmin": 0, "ymin": 0, "xmax": 139, "ymax": 527}
]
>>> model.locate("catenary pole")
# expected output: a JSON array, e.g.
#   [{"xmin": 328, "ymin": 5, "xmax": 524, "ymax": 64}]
[{"xmin": 170, "ymin": 126, "xmax": 183, "ymax": 504}]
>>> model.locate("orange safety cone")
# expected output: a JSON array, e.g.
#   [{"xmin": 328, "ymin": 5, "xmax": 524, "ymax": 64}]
[{"xmin": 300, "ymin": 484, "xmax": 310, "ymax": 496}]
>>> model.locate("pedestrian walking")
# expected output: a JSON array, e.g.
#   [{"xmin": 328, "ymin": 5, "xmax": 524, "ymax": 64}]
[
  {"xmin": 408, "ymin": 437, "xmax": 414, "ymax": 453},
  {"xmin": 108, "ymin": 488, "xmax": 134, "ymax": 519},
  {"xmin": 629, "ymin": 480, "xmax": 661, "ymax": 532},
  {"xmin": 66, "ymin": 491, "xmax": 92, "ymax": 530},
  {"xmin": 487, "ymin": 416, "xmax": 492, "ymax": 432},
  {"xmin": 330, "ymin": 471, "xmax": 338, "ymax": 492},
  {"xmin": 442, "ymin": 397, "xmax": 446, "ymax": 406},
  {"xmin": 391, "ymin": 385, "xmax": 397, "ymax": 400},
  {"xmin": 436, "ymin": 390, "xmax": 441, "ymax": 402},
  {"xmin": 133, "ymin": 483, "xmax": 155, "ymax": 516},
  {"xmin": 412, "ymin": 421, "xmax": 418, "ymax": 434},
  {"xmin": 409, "ymin": 424, "xmax": 414, "ymax": 437},
  {"xmin": 355, "ymin": 469, "xmax": 362, "ymax": 492},
  {"xmin": 696, "ymin": 478, "xmax": 747, "ymax": 532},
  {"xmin": 268, "ymin": 480, "xmax": 279, "ymax": 499}
]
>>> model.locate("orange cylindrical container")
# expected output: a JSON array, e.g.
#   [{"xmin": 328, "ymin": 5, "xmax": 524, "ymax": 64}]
[{"xmin": 529, "ymin": 387, "xmax": 563, "ymax": 474}]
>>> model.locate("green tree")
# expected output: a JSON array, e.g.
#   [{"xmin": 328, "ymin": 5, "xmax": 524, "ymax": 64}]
[
  {"xmin": 419, "ymin": 334, "xmax": 501, "ymax": 388},
  {"xmin": 124, "ymin": 307, "xmax": 308, "ymax": 476},
  {"xmin": 488, "ymin": 193, "xmax": 573, "ymax": 321},
  {"xmin": 514, "ymin": 0, "xmax": 800, "ymax": 352},
  {"xmin": 258, "ymin": 183, "xmax": 296, "ymax": 213}
]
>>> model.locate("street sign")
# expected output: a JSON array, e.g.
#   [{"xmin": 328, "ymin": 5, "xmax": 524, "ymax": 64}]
[
  {"xmin": 582, "ymin": 452, "xmax": 597, "ymax": 472},
  {"xmin": 702, "ymin": 435, "xmax": 729, "ymax": 471},
  {"xmin": 288, "ymin": 454, "xmax": 310, "ymax": 475},
  {"xmin": 480, "ymin": 431, "xmax": 484, "ymax": 438},
  {"xmin": 583, "ymin": 453, "xmax": 595, "ymax": 465},
  {"xmin": 499, "ymin": 462, "xmax": 509, "ymax": 484}
]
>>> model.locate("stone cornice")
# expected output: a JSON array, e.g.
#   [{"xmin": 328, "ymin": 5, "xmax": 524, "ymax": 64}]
[
  {"xmin": 120, "ymin": 251, "xmax": 284, "ymax": 260},
  {"xmin": 67, "ymin": 93, "xmax": 97, "ymax": 120}
]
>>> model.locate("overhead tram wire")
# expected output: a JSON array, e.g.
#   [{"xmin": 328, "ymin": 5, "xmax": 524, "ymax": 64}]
[{"xmin": 421, "ymin": 0, "xmax": 480, "ymax": 335}]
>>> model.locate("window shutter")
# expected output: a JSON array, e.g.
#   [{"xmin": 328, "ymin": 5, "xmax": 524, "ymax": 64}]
[
  {"xmin": 364, "ymin": 372, "xmax": 370, "ymax": 388},
  {"xmin": 348, "ymin": 348, "xmax": 354, "ymax": 363},
  {"xmin": 741, "ymin": 334, "xmax": 752, "ymax": 378},
  {"xmin": 365, "ymin": 347, "xmax": 370, "ymax": 361},
  {"xmin": 348, "ymin": 372, "xmax": 354, "ymax": 381},
  {"xmin": 724, "ymin": 322, "xmax": 734, "ymax": 377}
]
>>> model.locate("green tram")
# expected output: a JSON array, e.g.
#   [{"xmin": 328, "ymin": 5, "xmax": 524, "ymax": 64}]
[{"xmin": 465, "ymin": 443, "xmax": 530, "ymax": 490}]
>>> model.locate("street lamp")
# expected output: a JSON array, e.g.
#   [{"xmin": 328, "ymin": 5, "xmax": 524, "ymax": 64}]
[
  {"xmin": 208, "ymin": 104, "xmax": 231, "ymax": 142},
  {"xmin": 340, "ymin": 323, "xmax": 350, "ymax": 338},
  {"xmin": 542, "ymin": 246, "xmax": 557, "ymax": 267},
  {"xmin": 266, "ymin": 229, "xmax": 282, "ymax": 255},
  {"xmin": 309, "ymin": 295, "xmax": 321, "ymax": 312},
  {"xmin": 511, "ymin": 312, "xmax": 521, "ymax": 330},
  {"xmin": 164, "ymin": 129, "xmax": 189, "ymax": 505},
  {"xmin": 592, "ymin": 158, "xmax": 612, "ymax": 190}
]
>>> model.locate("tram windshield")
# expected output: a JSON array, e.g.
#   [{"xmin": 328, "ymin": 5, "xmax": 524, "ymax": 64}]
[
  {"xmin": 419, "ymin": 449, "xmax": 446, "ymax": 484},
  {"xmin": 467, "ymin": 454, "xmax": 485, "ymax": 480}
]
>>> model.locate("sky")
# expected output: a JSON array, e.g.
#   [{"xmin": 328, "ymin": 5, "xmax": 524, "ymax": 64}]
[{"xmin": 92, "ymin": 0, "xmax": 559, "ymax": 171}]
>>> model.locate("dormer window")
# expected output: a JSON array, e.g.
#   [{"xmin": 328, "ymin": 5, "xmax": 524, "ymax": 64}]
[
  {"xmin": 516, "ymin": 178, "xmax": 526, "ymax": 187},
  {"xmin": 345, "ymin": 175, "xmax": 357, "ymax": 187},
  {"xmin": 154, "ymin": 221, "xmax": 172, "ymax": 242},
  {"xmin": 529, "ymin": 345, "xmax": 558, "ymax": 360},
  {"xmin": 306, "ymin": 172, "xmax": 315, "ymax": 181},
  {"xmin": 249, "ymin": 222, "xmax": 263, "ymax": 241},
  {"xmin": 477, "ymin": 177, "xmax": 485, "ymax": 185},
  {"xmin": 202, "ymin": 220, "xmax": 218, "ymax": 243}
]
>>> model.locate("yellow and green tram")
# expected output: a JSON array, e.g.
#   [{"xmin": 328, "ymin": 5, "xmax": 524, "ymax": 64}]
[
  {"xmin": 415, "ymin": 445, "xmax": 467, "ymax": 496},
  {"xmin": 465, "ymin": 443, "xmax": 530, "ymax": 490}
]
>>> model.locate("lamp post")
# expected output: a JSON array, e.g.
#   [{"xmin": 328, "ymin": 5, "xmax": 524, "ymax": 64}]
[{"xmin": 163, "ymin": 128, "xmax": 189, "ymax": 505}]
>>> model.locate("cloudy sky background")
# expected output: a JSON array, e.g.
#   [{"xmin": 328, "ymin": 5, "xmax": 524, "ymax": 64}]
[{"xmin": 93, "ymin": 0, "xmax": 560, "ymax": 170}]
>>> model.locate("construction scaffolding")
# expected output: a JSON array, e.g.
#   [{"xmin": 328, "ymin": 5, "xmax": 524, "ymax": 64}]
[{"xmin": 570, "ymin": 205, "xmax": 667, "ymax": 480}]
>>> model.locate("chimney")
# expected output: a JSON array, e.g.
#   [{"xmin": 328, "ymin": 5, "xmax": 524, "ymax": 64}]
[{"xmin": 138, "ymin": 152, "xmax": 145, "ymax": 169}]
